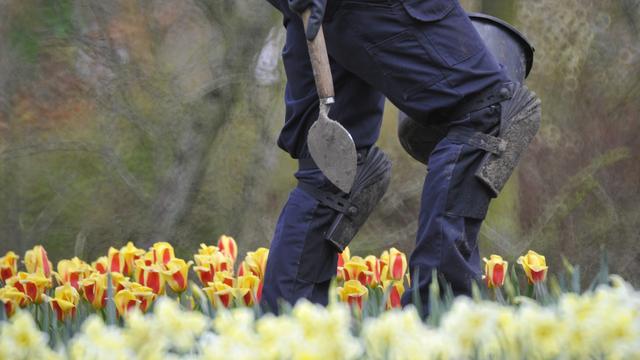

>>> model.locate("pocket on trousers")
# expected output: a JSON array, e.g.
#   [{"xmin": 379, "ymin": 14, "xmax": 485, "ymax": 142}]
[{"xmin": 400, "ymin": 0, "xmax": 483, "ymax": 66}]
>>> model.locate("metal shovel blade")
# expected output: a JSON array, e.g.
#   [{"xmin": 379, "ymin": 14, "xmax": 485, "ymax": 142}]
[{"xmin": 307, "ymin": 111, "xmax": 357, "ymax": 193}]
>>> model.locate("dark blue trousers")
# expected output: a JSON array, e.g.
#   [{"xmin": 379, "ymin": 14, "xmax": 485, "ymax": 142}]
[{"xmin": 262, "ymin": 0, "xmax": 510, "ymax": 315}]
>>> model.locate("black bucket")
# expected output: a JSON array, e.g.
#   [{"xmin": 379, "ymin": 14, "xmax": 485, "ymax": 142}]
[{"xmin": 397, "ymin": 13, "xmax": 535, "ymax": 165}]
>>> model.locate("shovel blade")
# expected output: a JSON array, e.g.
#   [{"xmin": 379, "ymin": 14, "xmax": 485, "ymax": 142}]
[{"xmin": 307, "ymin": 117, "xmax": 357, "ymax": 193}]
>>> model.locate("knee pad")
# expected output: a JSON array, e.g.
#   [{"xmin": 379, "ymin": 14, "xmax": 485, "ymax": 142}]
[{"xmin": 298, "ymin": 147, "xmax": 392, "ymax": 252}]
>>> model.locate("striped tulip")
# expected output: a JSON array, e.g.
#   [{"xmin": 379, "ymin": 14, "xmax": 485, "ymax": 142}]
[
  {"xmin": 242, "ymin": 247, "xmax": 269, "ymax": 280},
  {"xmin": 152, "ymin": 242, "xmax": 175, "ymax": 265},
  {"xmin": 341, "ymin": 256, "xmax": 370, "ymax": 285},
  {"xmin": 236, "ymin": 274, "xmax": 262, "ymax": 306},
  {"xmin": 92, "ymin": 256, "xmax": 109, "ymax": 274},
  {"xmin": 0, "ymin": 286, "xmax": 29, "ymax": 317},
  {"xmin": 381, "ymin": 248, "xmax": 407, "ymax": 281},
  {"xmin": 128, "ymin": 283, "xmax": 156, "ymax": 312},
  {"xmin": 120, "ymin": 242, "xmax": 144, "ymax": 276},
  {"xmin": 81, "ymin": 273, "xmax": 107, "ymax": 310},
  {"xmin": 518, "ymin": 250, "xmax": 548, "ymax": 284},
  {"xmin": 364, "ymin": 255, "xmax": 382, "ymax": 287},
  {"xmin": 483, "ymin": 255, "xmax": 508, "ymax": 288},
  {"xmin": 194, "ymin": 251, "xmax": 233, "ymax": 286},
  {"xmin": 383, "ymin": 280, "xmax": 405, "ymax": 309},
  {"xmin": 7, "ymin": 272, "xmax": 51, "ymax": 304},
  {"xmin": 0, "ymin": 251, "xmax": 19, "ymax": 282},
  {"xmin": 48, "ymin": 283, "xmax": 80, "ymax": 321},
  {"xmin": 336, "ymin": 246, "xmax": 351, "ymax": 280},
  {"xmin": 337, "ymin": 280, "xmax": 368, "ymax": 310},
  {"xmin": 24, "ymin": 245, "xmax": 52, "ymax": 279},
  {"xmin": 141, "ymin": 264, "xmax": 165, "ymax": 295},
  {"xmin": 217, "ymin": 235, "xmax": 238, "ymax": 263},
  {"xmin": 108, "ymin": 247, "xmax": 123, "ymax": 273},
  {"xmin": 114, "ymin": 289, "xmax": 140, "ymax": 317},
  {"xmin": 203, "ymin": 281, "xmax": 235, "ymax": 308},
  {"xmin": 162, "ymin": 258, "xmax": 193, "ymax": 293},
  {"xmin": 55, "ymin": 257, "xmax": 92, "ymax": 290},
  {"xmin": 197, "ymin": 243, "xmax": 219, "ymax": 257},
  {"xmin": 214, "ymin": 271, "xmax": 235, "ymax": 287}
]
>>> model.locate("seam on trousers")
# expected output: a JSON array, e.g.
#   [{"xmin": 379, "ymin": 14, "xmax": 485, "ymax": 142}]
[{"xmin": 289, "ymin": 196, "xmax": 320, "ymax": 298}]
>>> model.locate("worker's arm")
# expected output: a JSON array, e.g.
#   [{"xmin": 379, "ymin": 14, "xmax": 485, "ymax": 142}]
[{"xmin": 288, "ymin": 0, "xmax": 327, "ymax": 40}]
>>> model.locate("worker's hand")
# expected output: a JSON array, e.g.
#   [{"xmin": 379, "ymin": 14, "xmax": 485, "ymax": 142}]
[{"xmin": 288, "ymin": 0, "xmax": 326, "ymax": 41}]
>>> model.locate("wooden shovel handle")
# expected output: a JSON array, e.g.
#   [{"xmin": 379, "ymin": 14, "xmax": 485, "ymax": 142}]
[{"xmin": 302, "ymin": 9, "xmax": 335, "ymax": 101}]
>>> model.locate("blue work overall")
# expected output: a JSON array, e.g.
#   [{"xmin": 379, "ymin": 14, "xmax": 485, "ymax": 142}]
[{"xmin": 262, "ymin": 0, "xmax": 510, "ymax": 316}]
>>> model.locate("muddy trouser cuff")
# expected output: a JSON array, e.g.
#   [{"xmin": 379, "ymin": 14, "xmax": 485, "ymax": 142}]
[{"xmin": 297, "ymin": 147, "xmax": 392, "ymax": 252}]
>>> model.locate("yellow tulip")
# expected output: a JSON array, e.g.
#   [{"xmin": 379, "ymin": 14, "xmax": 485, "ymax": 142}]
[
  {"xmin": 341, "ymin": 256, "xmax": 370, "ymax": 285},
  {"xmin": 217, "ymin": 234, "xmax": 238, "ymax": 263},
  {"xmin": 6, "ymin": 272, "xmax": 51, "ymax": 304},
  {"xmin": 55, "ymin": 257, "xmax": 92, "ymax": 290},
  {"xmin": 235, "ymin": 274, "xmax": 262, "ymax": 306},
  {"xmin": 162, "ymin": 258, "xmax": 193, "ymax": 293},
  {"xmin": 517, "ymin": 250, "xmax": 548, "ymax": 284},
  {"xmin": 48, "ymin": 283, "xmax": 80, "ymax": 321},
  {"xmin": 120, "ymin": 242, "xmax": 145, "ymax": 277},
  {"xmin": 92, "ymin": 256, "xmax": 109, "ymax": 274},
  {"xmin": 114, "ymin": 289, "xmax": 140, "ymax": 317},
  {"xmin": 0, "ymin": 251, "xmax": 19, "ymax": 282},
  {"xmin": 80, "ymin": 273, "xmax": 108, "ymax": 310},
  {"xmin": 483, "ymin": 255, "xmax": 508, "ymax": 288},
  {"xmin": 203, "ymin": 281, "xmax": 235, "ymax": 308},
  {"xmin": 0, "ymin": 286, "xmax": 29, "ymax": 317},
  {"xmin": 152, "ymin": 242, "xmax": 175, "ymax": 265},
  {"xmin": 337, "ymin": 280, "xmax": 368, "ymax": 309},
  {"xmin": 24, "ymin": 245, "xmax": 53, "ymax": 279},
  {"xmin": 381, "ymin": 248, "xmax": 407, "ymax": 281}
]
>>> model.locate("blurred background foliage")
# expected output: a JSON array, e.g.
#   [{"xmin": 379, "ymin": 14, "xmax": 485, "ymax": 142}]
[{"xmin": 0, "ymin": 0, "xmax": 639, "ymax": 284}]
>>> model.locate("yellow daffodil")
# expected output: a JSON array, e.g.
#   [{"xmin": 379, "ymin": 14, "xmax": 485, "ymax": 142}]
[
  {"xmin": 6, "ymin": 272, "xmax": 51, "ymax": 304},
  {"xmin": 517, "ymin": 250, "xmax": 548, "ymax": 284},
  {"xmin": 24, "ymin": 245, "xmax": 53, "ymax": 279},
  {"xmin": 162, "ymin": 258, "xmax": 193, "ymax": 293},
  {"xmin": 337, "ymin": 280, "xmax": 368, "ymax": 309},
  {"xmin": 0, "ymin": 251, "xmax": 19, "ymax": 282},
  {"xmin": 152, "ymin": 242, "xmax": 175, "ymax": 265},
  {"xmin": 47, "ymin": 283, "xmax": 80, "ymax": 321},
  {"xmin": 483, "ymin": 255, "xmax": 508, "ymax": 288},
  {"xmin": 120, "ymin": 242, "xmax": 145, "ymax": 277},
  {"xmin": 217, "ymin": 234, "xmax": 238, "ymax": 263}
]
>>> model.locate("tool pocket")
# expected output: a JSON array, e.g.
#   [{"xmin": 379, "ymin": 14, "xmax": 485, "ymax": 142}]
[{"xmin": 400, "ymin": 0, "xmax": 483, "ymax": 66}]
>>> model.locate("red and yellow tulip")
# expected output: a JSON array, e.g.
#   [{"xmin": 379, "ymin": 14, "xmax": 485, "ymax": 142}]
[
  {"xmin": 55, "ymin": 257, "xmax": 92, "ymax": 290},
  {"xmin": 381, "ymin": 248, "xmax": 407, "ymax": 282},
  {"xmin": 114, "ymin": 289, "xmax": 140, "ymax": 317},
  {"xmin": 217, "ymin": 235, "xmax": 238, "ymax": 263},
  {"xmin": 152, "ymin": 242, "xmax": 175, "ymax": 265},
  {"xmin": 0, "ymin": 251, "xmax": 19, "ymax": 282},
  {"xmin": 364, "ymin": 255, "xmax": 382, "ymax": 287},
  {"xmin": 341, "ymin": 256, "xmax": 370, "ymax": 285},
  {"xmin": 236, "ymin": 274, "xmax": 262, "ymax": 306},
  {"xmin": 240, "ymin": 247, "xmax": 269, "ymax": 280},
  {"xmin": 203, "ymin": 281, "xmax": 235, "ymax": 308},
  {"xmin": 24, "ymin": 245, "xmax": 53, "ymax": 279},
  {"xmin": 140, "ymin": 264, "xmax": 165, "ymax": 295},
  {"xmin": 0, "ymin": 286, "xmax": 29, "ymax": 317},
  {"xmin": 336, "ymin": 246, "xmax": 351, "ymax": 281},
  {"xmin": 48, "ymin": 283, "xmax": 80, "ymax": 321},
  {"xmin": 517, "ymin": 250, "xmax": 548, "ymax": 284},
  {"xmin": 6, "ymin": 272, "xmax": 52, "ymax": 304},
  {"xmin": 337, "ymin": 280, "xmax": 368, "ymax": 310},
  {"xmin": 92, "ymin": 256, "xmax": 109, "ymax": 274},
  {"xmin": 120, "ymin": 242, "xmax": 145, "ymax": 277},
  {"xmin": 383, "ymin": 280, "xmax": 405, "ymax": 309},
  {"xmin": 81, "ymin": 273, "xmax": 108, "ymax": 310},
  {"xmin": 483, "ymin": 255, "xmax": 508, "ymax": 288},
  {"xmin": 162, "ymin": 258, "xmax": 193, "ymax": 293}
]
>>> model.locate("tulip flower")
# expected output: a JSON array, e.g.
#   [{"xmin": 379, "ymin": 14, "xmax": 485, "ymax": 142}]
[
  {"xmin": 382, "ymin": 280, "xmax": 405, "ymax": 309},
  {"xmin": 128, "ymin": 283, "xmax": 156, "ymax": 313},
  {"xmin": 55, "ymin": 257, "xmax": 92, "ymax": 289},
  {"xmin": 92, "ymin": 256, "xmax": 109, "ymax": 274},
  {"xmin": 0, "ymin": 251, "xmax": 19, "ymax": 282},
  {"xmin": 194, "ymin": 252, "xmax": 233, "ymax": 286},
  {"xmin": 24, "ymin": 245, "xmax": 53, "ymax": 279},
  {"xmin": 120, "ymin": 242, "xmax": 145, "ymax": 276},
  {"xmin": 337, "ymin": 280, "xmax": 368, "ymax": 309},
  {"xmin": 81, "ymin": 273, "xmax": 108, "ymax": 310},
  {"xmin": 483, "ymin": 255, "xmax": 508, "ymax": 288},
  {"xmin": 364, "ymin": 255, "xmax": 382, "ymax": 287},
  {"xmin": 47, "ymin": 283, "xmax": 80, "ymax": 321},
  {"xmin": 7, "ymin": 272, "xmax": 52, "ymax": 304},
  {"xmin": 114, "ymin": 289, "xmax": 140, "ymax": 317},
  {"xmin": 107, "ymin": 247, "xmax": 124, "ymax": 273},
  {"xmin": 517, "ymin": 250, "xmax": 548, "ymax": 284},
  {"xmin": 197, "ymin": 243, "xmax": 219, "ymax": 257},
  {"xmin": 162, "ymin": 258, "xmax": 193, "ymax": 293},
  {"xmin": 381, "ymin": 248, "xmax": 407, "ymax": 281},
  {"xmin": 336, "ymin": 246, "xmax": 351, "ymax": 280},
  {"xmin": 203, "ymin": 281, "xmax": 235, "ymax": 308},
  {"xmin": 140, "ymin": 264, "xmax": 165, "ymax": 295},
  {"xmin": 0, "ymin": 286, "xmax": 29, "ymax": 317},
  {"xmin": 217, "ymin": 234, "xmax": 238, "ymax": 263},
  {"xmin": 341, "ymin": 256, "xmax": 370, "ymax": 285},
  {"xmin": 242, "ymin": 247, "xmax": 269, "ymax": 280},
  {"xmin": 214, "ymin": 271, "xmax": 235, "ymax": 287},
  {"xmin": 152, "ymin": 242, "xmax": 175, "ymax": 265},
  {"xmin": 235, "ymin": 274, "xmax": 262, "ymax": 306}
]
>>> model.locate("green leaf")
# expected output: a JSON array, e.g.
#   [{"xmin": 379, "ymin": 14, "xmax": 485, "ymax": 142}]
[{"xmin": 106, "ymin": 272, "xmax": 117, "ymax": 326}]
